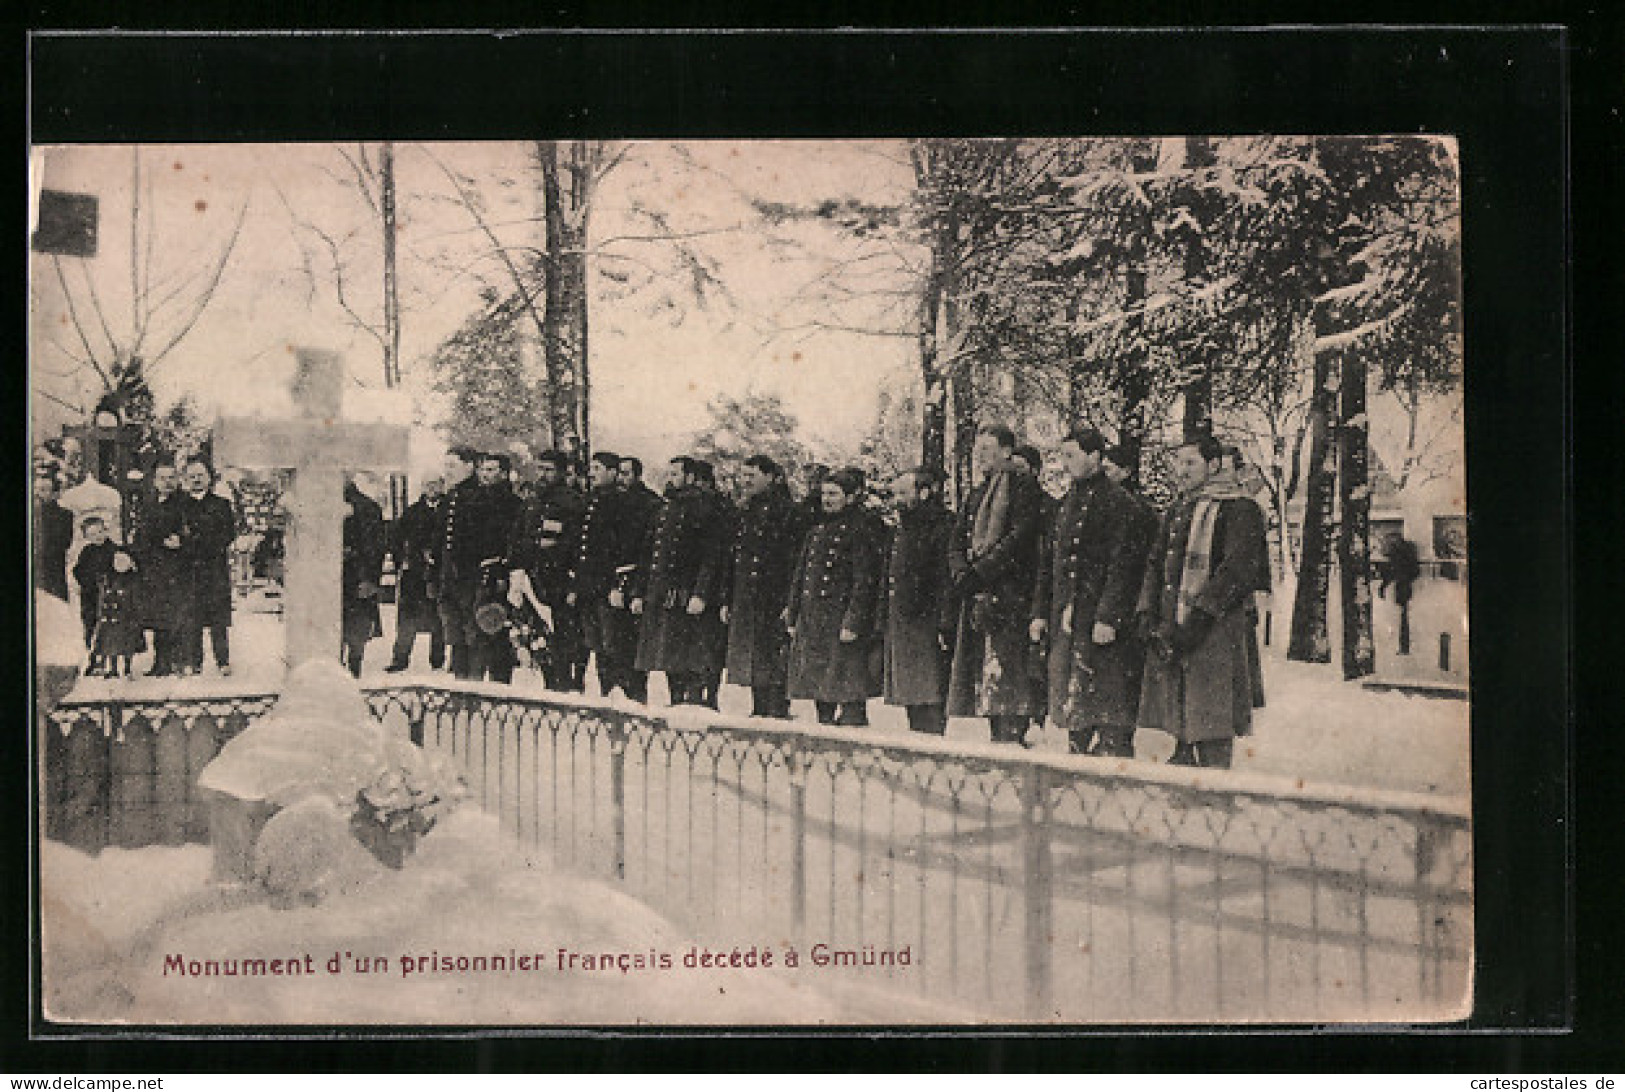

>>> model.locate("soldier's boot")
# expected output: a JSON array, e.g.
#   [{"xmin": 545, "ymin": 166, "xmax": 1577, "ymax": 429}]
[
  {"xmin": 1089, "ymin": 725, "xmax": 1135, "ymax": 759},
  {"xmin": 835, "ymin": 701, "xmax": 869, "ymax": 727},
  {"xmin": 906, "ymin": 705, "xmax": 946, "ymax": 735},
  {"xmin": 449, "ymin": 643, "xmax": 470, "ymax": 679},
  {"xmin": 624, "ymin": 670, "xmax": 649, "ymax": 704},
  {"xmin": 989, "ymin": 715, "xmax": 1028, "ymax": 745},
  {"xmin": 1068, "ymin": 728, "xmax": 1096, "ymax": 755},
  {"xmin": 1168, "ymin": 742, "xmax": 1199, "ymax": 767},
  {"xmin": 815, "ymin": 701, "xmax": 839, "ymax": 725},
  {"xmin": 1194, "ymin": 739, "xmax": 1234, "ymax": 769}
]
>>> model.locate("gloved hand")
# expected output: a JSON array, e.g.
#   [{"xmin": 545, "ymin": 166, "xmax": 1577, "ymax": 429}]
[{"xmin": 1172, "ymin": 609, "xmax": 1215, "ymax": 656}]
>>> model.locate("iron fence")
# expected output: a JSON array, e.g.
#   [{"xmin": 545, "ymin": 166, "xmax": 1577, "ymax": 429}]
[{"xmin": 45, "ymin": 681, "xmax": 1472, "ymax": 1023}]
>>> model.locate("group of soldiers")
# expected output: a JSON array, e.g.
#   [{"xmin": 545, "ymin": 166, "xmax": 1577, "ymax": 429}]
[{"xmin": 384, "ymin": 424, "xmax": 1271, "ymax": 769}]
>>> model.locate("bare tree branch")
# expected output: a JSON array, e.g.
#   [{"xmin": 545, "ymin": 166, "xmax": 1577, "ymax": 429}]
[
  {"xmin": 52, "ymin": 257, "xmax": 114, "ymax": 391},
  {"xmin": 146, "ymin": 197, "xmax": 249, "ymax": 368}
]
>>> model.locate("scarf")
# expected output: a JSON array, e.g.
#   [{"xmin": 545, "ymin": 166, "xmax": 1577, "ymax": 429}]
[
  {"xmin": 969, "ymin": 466, "xmax": 1013, "ymax": 560},
  {"xmin": 1175, "ymin": 470, "xmax": 1253, "ymax": 624}
]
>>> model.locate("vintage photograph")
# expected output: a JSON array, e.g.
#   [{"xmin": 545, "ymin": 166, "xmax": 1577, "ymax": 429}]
[{"xmin": 30, "ymin": 136, "xmax": 1471, "ymax": 1025}]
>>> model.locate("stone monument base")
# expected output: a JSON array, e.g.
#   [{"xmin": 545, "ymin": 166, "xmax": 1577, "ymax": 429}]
[{"xmin": 204, "ymin": 790, "xmax": 278, "ymax": 883}]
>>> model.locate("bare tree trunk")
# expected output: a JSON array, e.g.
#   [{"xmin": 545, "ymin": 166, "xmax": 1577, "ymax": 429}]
[
  {"xmin": 918, "ymin": 260, "xmax": 947, "ymax": 479},
  {"xmin": 1180, "ymin": 136, "xmax": 1215, "ymax": 442},
  {"xmin": 1337, "ymin": 350, "xmax": 1376, "ymax": 679},
  {"xmin": 381, "ymin": 141, "xmax": 401, "ymax": 390},
  {"xmin": 1288, "ymin": 336, "xmax": 1339, "ymax": 664},
  {"xmin": 566, "ymin": 142, "xmax": 595, "ymax": 456},
  {"xmin": 380, "ymin": 141, "xmax": 406, "ymax": 516},
  {"xmin": 538, "ymin": 141, "xmax": 580, "ymax": 452}
]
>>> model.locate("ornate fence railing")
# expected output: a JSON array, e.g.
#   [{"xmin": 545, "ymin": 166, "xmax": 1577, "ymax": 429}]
[{"xmin": 45, "ymin": 681, "xmax": 1472, "ymax": 1023}]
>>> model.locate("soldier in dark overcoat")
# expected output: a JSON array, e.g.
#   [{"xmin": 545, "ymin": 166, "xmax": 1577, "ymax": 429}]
[
  {"xmin": 179, "ymin": 460, "xmax": 238, "ymax": 676},
  {"xmin": 385, "ymin": 476, "xmax": 446, "ymax": 672},
  {"xmin": 1135, "ymin": 435, "xmax": 1271, "ymax": 769},
  {"xmin": 723, "ymin": 455, "xmax": 805, "ymax": 718},
  {"xmin": 341, "ymin": 480, "xmax": 387, "ymax": 678},
  {"xmin": 945, "ymin": 425, "xmax": 1047, "ymax": 744},
  {"xmin": 880, "ymin": 468, "xmax": 954, "ymax": 735},
  {"xmin": 437, "ymin": 451, "xmax": 523, "ymax": 683},
  {"xmin": 570, "ymin": 453, "xmax": 633, "ymax": 698},
  {"xmin": 786, "ymin": 468, "xmax": 882, "ymax": 726},
  {"xmin": 432, "ymin": 449, "xmax": 480, "ymax": 677},
  {"xmin": 1102, "ymin": 444, "xmax": 1160, "ymax": 726},
  {"xmin": 1031, "ymin": 429, "xmax": 1154, "ymax": 756},
  {"xmin": 631, "ymin": 458, "xmax": 734, "ymax": 708},
  {"xmin": 131, "ymin": 463, "xmax": 194, "ymax": 676},
  {"xmin": 508, "ymin": 451, "xmax": 586, "ymax": 691}
]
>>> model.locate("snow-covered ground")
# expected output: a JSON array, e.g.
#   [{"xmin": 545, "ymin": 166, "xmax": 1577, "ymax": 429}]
[{"xmin": 40, "ymin": 808, "xmax": 883, "ymax": 1025}]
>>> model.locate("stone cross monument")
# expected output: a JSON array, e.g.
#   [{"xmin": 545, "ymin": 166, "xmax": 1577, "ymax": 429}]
[{"xmin": 214, "ymin": 348, "xmax": 410, "ymax": 673}]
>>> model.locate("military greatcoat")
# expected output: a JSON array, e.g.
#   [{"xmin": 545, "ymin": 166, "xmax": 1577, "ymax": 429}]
[
  {"xmin": 880, "ymin": 498, "xmax": 954, "ymax": 707},
  {"xmin": 633, "ymin": 485, "xmax": 734, "ymax": 675},
  {"xmin": 724, "ymin": 482, "xmax": 805, "ymax": 688},
  {"xmin": 945, "ymin": 466, "xmax": 1046, "ymax": 718},
  {"xmin": 1032, "ymin": 472, "xmax": 1152, "ymax": 731},
  {"xmin": 786, "ymin": 504, "xmax": 882, "ymax": 703}
]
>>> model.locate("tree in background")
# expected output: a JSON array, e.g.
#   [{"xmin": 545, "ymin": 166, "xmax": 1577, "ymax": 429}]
[
  {"xmin": 34, "ymin": 147, "xmax": 248, "ymax": 426},
  {"xmin": 689, "ymin": 392, "xmax": 811, "ymax": 498},
  {"xmin": 428, "ymin": 287, "xmax": 547, "ymax": 463}
]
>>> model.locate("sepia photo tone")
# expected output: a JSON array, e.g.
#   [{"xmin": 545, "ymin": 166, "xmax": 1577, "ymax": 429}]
[{"xmin": 30, "ymin": 137, "xmax": 1471, "ymax": 1025}]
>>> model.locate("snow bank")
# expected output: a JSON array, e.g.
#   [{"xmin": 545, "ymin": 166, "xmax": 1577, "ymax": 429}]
[
  {"xmin": 43, "ymin": 809, "xmax": 847, "ymax": 1026},
  {"xmin": 197, "ymin": 660, "xmax": 387, "ymax": 807},
  {"xmin": 34, "ymin": 591, "xmax": 87, "ymax": 669}
]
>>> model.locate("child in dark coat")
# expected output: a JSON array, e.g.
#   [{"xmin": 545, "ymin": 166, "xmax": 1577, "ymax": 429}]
[
  {"xmin": 71, "ymin": 515, "xmax": 116, "ymax": 649},
  {"xmin": 91, "ymin": 550, "xmax": 145, "ymax": 678}
]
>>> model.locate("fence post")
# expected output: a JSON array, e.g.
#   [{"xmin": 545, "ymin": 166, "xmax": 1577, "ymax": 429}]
[
  {"xmin": 1020, "ymin": 764, "xmax": 1054, "ymax": 1020},
  {"xmin": 789, "ymin": 753, "xmax": 808, "ymax": 942},
  {"xmin": 608, "ymin": 717, "xmax": 627, "ymax": 882}
]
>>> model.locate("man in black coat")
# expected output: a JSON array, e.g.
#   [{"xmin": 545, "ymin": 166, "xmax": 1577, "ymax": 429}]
[
  {"xmin": 569, "ymin": 452, "xmax": 639, "ymax": 700},
  {"xmin": 786, "ymin": 468, "xmax": 882, "ymax": 726},
  {"xmin": 437, "ymin": 451, "xmax": 523, "ymax": 683},
  {"xmin": 880, "ymin": 467, "xmax": 954, "ymax": 735},
  {"xmin": 1031, "ymin": 428, "xmax": 1154, "ymax": 756},
  {"xmin": 341, "ymin": 480, "xmax": 387, "ymax": 678},
  {"xmin": 631, "ymin": 457, "xmax": 734, "ymax": 708},
  {"xmin": 179, "ymin": 460, "xmax": 238, "ymax": 677},
  {"xmin": 508, "ymin": 451, "xmax": 586, "ymax": 691},
  {"xmin": 385, "ymin": 476, "xmax": 446, "ymax": 672},
  {"xmin": 723, "ymin": 455, "xmax": 805, "ymax": 718},
  {"xmin": 1103, "ymin": 442, "xmax": 1163, "ymax": 732},
  {"xmin": 132, "ymin": 463, "xmax": 194, "ymax": 676},
  {"xmin": 945, "ymin": 425, "xmax": 1047, "ymax": 744},
  {"xmin": 32, "ymin": 469, "xmax": 74, "ymax": 603},
  {"xmin": 431, "ymin": 448, "xmax": 480, "ymax": 678}
]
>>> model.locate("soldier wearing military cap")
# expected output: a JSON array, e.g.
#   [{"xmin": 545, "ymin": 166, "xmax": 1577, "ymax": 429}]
[
  {"xmin": 1031, "ymin": 428, "xmax": 1154, "ymax": 756},
  {"xmin": 945, "ymin": 424, "xmax": 1047, "ymax": 745},
  {"xmin": 436, "ymin": 449, "xmax": 522, "ymax": 682},
  {"xmin": 786, "ymin": 467, "xmax": 883, "ymax": 726},
  {"xmin": 569, "ymin": 451, "xmax": 643, "ymax": 701},
  {"xmin": 631, "ymin": 456, "xmax": 735, "ymax": 708},
  {"xmin": 723, "ymin": 454, "xmax": 806, "ymax": 718},
  {"xmin": 509, "ymin": 450, "xmax": 586, "ymax": 691},
  {"xmin": 880, "ymin": 466, "xmax": 954, "ymax": 734}
]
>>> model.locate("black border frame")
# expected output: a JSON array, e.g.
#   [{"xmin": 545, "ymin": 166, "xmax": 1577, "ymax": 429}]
[{"xmin": 8, "ymin": 17, "xmax": 1598, "ymax": 1072}]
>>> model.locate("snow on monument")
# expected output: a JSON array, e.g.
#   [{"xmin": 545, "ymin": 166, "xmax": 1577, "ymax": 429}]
[{"xmin": 198, "ymin": 660, "xmax": 465, "ymax": 901}]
